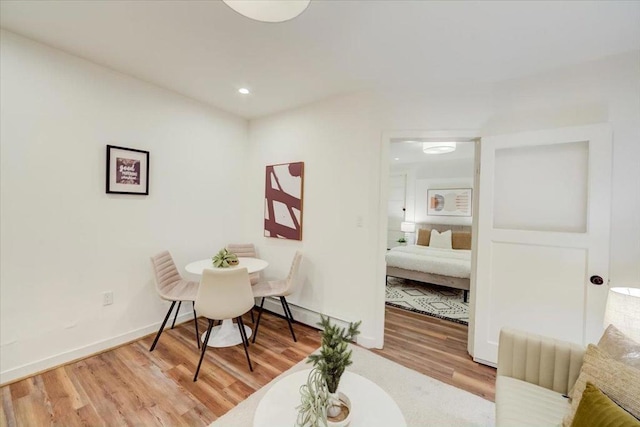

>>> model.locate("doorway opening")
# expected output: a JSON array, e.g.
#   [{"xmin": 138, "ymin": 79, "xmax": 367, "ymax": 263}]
[
  {"xmin": 372, "ymin": 130, "xmax": 494, "ymax": 398},
  {"xmin": 386, "ymin": 135, "xmax": 477, "ymax": 324},
  {"xmin": 376, "ymin": 130, "xmax": 481, "ymax": 350}
]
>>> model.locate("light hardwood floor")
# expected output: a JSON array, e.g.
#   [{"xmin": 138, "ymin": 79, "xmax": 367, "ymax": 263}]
[{"xmin": 1, "ymin": 307, "xmax": 495, "ymax": 426}]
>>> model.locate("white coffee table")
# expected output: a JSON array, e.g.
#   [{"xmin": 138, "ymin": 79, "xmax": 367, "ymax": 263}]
[
  {"xmin": 185, "ymin": 257, "xmax": 268, "ymax": 348},
  {"xmin": 253, "ymin": 369, "xmax": 406, "ymax": 427}
]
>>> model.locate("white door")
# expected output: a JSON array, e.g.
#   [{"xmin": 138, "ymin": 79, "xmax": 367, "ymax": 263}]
[
  {"xmin": 473, "ymin": 124, "xmax": 612, "ymax": 365},
  {"xmin": 387, "ymin": 174, "xmax": 407, "ymax": 248}
]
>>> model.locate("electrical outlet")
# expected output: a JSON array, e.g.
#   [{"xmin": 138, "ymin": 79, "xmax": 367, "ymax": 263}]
[{"xmin": 102, "ymin": 291, "xmax": 114, "ymax": 306}]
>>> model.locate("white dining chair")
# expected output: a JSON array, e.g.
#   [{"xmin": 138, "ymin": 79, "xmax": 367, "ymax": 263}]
[
  {"xmin": 226, "ymin": 243, "xmax": 260, "ymax": 285},
  {"xmin": 193, "ymin": 267, "xmax": 255, "ymax": 381},
  {"xmin": 227, "ymin": 243, "xmax": 260, "ymax": 323},
  {"xmin": 149, "ymin": 251, "xmax": 200, "ymax": 351},
  {"xmin": 252, "ymin": 251, "xmax": 302, "ymax": 344}
]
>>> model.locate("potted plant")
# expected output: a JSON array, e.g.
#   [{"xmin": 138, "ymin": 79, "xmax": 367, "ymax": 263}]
[
  {"xmin": 297, "ymin": 316, "xmax": 361, "ymax": 426},
  {"xmin": 396, "ymin": 236, "xmax": 407, "ymax": 245},
  {"xmin": 211, "ymin": 248, "xmax": 239, "ymax": 268},
  {"xmin": 296, "ymin": 368, "xmax": 330, "ymax": 427}
]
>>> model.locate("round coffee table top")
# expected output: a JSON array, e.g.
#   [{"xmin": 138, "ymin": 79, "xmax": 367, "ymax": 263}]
[{"xmin": 253, "ymin": 369, "xmax": 406, "ymax": 427}]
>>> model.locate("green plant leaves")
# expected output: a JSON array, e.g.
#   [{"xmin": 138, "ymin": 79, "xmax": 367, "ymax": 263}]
[
  {"xmin": 307, "ymin": 316, "xmax": 361, "ymax": 394},
  {"xmin": 211, "ymin": 248, "xmax": 238, "ymax": 268}
]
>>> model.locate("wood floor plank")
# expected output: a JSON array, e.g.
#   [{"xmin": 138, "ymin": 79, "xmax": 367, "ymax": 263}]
[
  {"xmin": 1, "ymin": 387, "xmax": 17, "ymax": 427},
  {"xmin": 372, "ymin": 306, "xmax": 496, "ymax": 401},
  {"xmin": 1, "ymin": 305, "xmax": 495, "ymax": 425}
]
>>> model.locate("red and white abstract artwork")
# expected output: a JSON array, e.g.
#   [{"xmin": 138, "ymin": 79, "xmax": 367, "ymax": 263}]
[{"xmin": 264, "ymin": 162, "xmax": 304, "ymax": 240}]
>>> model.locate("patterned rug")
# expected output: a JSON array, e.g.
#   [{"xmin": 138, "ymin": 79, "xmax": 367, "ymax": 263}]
[{"xmin": 385, "ymin": 277, "xmax": 469, "ymax": 325}]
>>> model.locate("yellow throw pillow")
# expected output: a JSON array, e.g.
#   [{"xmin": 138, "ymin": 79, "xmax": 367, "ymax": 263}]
[
  {"xmin": 571, "ymin": 382, "xmax": 640, "ymax": 427},
  {"xmin": 563, "ymin": 344, "xmax": 640, "ymax": 426},
  {"xmin": 451, "ymin": 232, "xmax": 472, "ymax": 250},
  {"xmin": 416, "ymin": 228, "xmax": 431, "ymax": 246}
]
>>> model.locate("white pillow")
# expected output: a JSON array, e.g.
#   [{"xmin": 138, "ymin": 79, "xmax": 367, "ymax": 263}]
[{"xmin": 429, "ymin": 229, "xmax": 452, "ymax": 249}]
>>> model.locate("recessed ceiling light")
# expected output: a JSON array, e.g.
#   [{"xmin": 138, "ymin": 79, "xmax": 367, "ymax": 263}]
[
  {"xmin": 394, "ymin": 158, "xmax": 400, "ymax": 161},
  {"xmin": 238, "ymin": 88, "xmax": 250, "ymax": 95}
]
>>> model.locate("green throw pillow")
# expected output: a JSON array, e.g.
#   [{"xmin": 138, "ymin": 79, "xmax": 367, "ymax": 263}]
[{"xmin": 571, "ymin": 382, "xmax": 640, "ymax": 427}]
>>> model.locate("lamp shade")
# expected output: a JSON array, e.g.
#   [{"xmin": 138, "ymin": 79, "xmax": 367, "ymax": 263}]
[
  {"xmin": 222, "ymin": 0, "xmax": 310, "ymax": 23},
  {"xmin": 604, "ymin": 287, "xmax": 640, "ymax": 342},
  {"xmin": 400, "ymin": 222, "xmax": 416, "ymax": 233}
]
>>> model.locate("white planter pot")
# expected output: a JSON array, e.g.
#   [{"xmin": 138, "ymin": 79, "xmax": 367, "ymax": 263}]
[{"xmin": 327, "ymin": 391, "xmax": 351, "ymax": 427}]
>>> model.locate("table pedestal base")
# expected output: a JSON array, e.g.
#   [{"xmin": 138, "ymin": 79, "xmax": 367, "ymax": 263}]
[{"xmin": 201, "ymin": 319, "xmax": 252, "ymax": 348}]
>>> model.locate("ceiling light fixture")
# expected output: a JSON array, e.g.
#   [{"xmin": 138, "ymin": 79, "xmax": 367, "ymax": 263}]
[
  {"xmin": 238, "ymin": 88, "xmax": 250, "ymax": 95},
  {"xmin": 223, "ymin": 0, "xmax": 311, "ymax": 23},
  {"xmin": 422, "ymin": 141, "xmax": 456, "ymax": 154}
]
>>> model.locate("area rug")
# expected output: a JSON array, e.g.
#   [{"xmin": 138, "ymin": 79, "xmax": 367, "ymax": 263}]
[
  {"xmin": 209, "ymin": 344, "xmax": 494, "ymax": 427},
  {"xmin": 386, "ymin": 277, "xmax": 469, "ymax": 325}
]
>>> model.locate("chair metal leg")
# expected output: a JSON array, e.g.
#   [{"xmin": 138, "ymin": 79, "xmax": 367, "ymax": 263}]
[
  {"xmin": 192, "ymin": 301, "xmax": 200, "ymax": 349},
  {"xmin": 171, "ymin": 301, "xmax": 182, "ymax": 329},
  {"xmin": 150, "ymin": 301, "xmax": 176, "ymax": 352},
  {"xmin": 250, "ymin": 307, "xmax": 255, "ymax": 324},
  {"xmin": 280, "ymin": 297, "xmax": 297, "ymax": 342},
  {"xmin": 252, "ymin": 297, "xmax": 266, "ymax": 344},
  {"xmin": 237, "ymin": 316, "xmax": 253, "ymax": 372},
  {"xmin": 194, "ymin": 319, "xmax": 214, "ymax": 382}
]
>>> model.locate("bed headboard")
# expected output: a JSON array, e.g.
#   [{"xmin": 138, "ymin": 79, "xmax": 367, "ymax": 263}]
[{"xmin": 416, "ymin": 224, "xmax": 472, "ymax": 250}]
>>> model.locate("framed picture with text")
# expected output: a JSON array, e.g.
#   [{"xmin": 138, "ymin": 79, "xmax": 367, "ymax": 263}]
[
  {"xmin": 106, "ymin": 145, "xmax": 149, "ymax": 195},
  {"xmin": 427, "ymin": 188, "xmax": 472, "ymax": 216}
]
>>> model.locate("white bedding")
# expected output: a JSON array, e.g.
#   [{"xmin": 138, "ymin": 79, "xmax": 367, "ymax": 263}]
[{"xmin": 385, "ymin": 245, "xmax": 471, "ymax": 279}]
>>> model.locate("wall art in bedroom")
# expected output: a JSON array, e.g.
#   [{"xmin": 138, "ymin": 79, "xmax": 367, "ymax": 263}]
[
  {"xmin": 264, "ymin": 162, "xmax": 304, "ymax": 240},
  {"xmin": 427, "ymin": 188, "xmax": 472, "ymax": 217},
  {"xmin": 106, "ymin": 145, "xmax": 149, "ymax": 195}
]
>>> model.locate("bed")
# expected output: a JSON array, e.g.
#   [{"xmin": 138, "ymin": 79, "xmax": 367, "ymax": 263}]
[{"xmin": 386, "ymin": 226, "xmax": 472, "ymax": 302}]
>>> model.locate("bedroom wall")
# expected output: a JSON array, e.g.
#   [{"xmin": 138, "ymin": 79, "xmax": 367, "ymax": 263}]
[
  {"xmin": 392, "ymin": 157, "xmax": 475, "ymax": 228},
  {"xmin": 248, "ymin": 50, "xmax": 640, "ymax": 350},
  {"xmin": 0, "ymin": 30, "xmax": 249, "ymax": 383}
]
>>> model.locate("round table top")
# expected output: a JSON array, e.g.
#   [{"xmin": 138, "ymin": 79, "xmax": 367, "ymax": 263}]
[
  {"xmin": 253, "ymin": 369, "xmax": 406, "ymax": 427},
  {"xmin": 185, "ymin": 257, "xmax": 268, "ymax": 275}
]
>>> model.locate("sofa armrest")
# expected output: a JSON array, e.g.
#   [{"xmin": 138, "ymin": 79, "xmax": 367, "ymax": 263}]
[{"xmin": 497, "ymin": 328, "xmax": 585, "ymax": 395}]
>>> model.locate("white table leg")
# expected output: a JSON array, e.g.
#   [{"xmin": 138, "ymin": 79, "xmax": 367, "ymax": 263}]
[{"xmin": 202, "ymin": 319, "xmax": 252, "ymax": 348}]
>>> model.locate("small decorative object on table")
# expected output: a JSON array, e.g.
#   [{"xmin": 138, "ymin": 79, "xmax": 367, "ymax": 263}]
[
  {"xmin": 296, "ymin": 316, "xmax": 361, "ymax": 427},
  {"xmin": 396, "ymin": 237, "xmax": 407, "ymax": 246},
  {"xmin": 211, "ymin": 248, "xmax": 239, "ymax": 268}
]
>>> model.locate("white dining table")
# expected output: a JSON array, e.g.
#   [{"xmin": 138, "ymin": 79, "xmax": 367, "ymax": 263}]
[{"xmin": 185, "ymin": 257, "xmax": 268, "ymax": 348}]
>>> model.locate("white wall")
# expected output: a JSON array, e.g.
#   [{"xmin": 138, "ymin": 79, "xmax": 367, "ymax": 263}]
[
  {"xmin": 246, "ymin": 92, "xmax": 384, "ymax": 346},
  {"xmin": 0, "ymin": 31, "xmax": 248, "ymax": 383},
  {"xmin": 392, "ymin": 157, "xmax": 475, "ymax": 227},
  {"xmin": 248, "ymin": 50, "xmax": 640, "ymax": 351}
]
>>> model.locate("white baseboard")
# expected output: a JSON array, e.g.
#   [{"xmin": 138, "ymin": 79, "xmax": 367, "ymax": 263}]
[
  {"xmin": 258, "ymin": 298, "xmax": 376, "ymax": 348},
  {"xmin": 0, "ymin": 311, "xmax": 194, "ymax": 385},
  {"xmin": 356, "ymin": 334, "xmax": 380, "ymax": 349},
  {"xmin": 2, "ymin": 301, "xmax": 377, "ymax": 385},
  {"xmin": 472, "ymin": 356, "xmax": 497, "ymax": 368}
]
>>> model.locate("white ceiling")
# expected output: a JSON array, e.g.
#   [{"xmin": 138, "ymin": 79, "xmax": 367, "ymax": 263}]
[{"xmin": 1, "ymin": 1, "xmax": 639, "ymax": 119}]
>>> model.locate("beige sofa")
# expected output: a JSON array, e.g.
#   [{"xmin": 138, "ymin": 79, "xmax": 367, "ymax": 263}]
[{"xmin": 495, "ymin": 328, "xmax": 585, "ymax": 426}]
